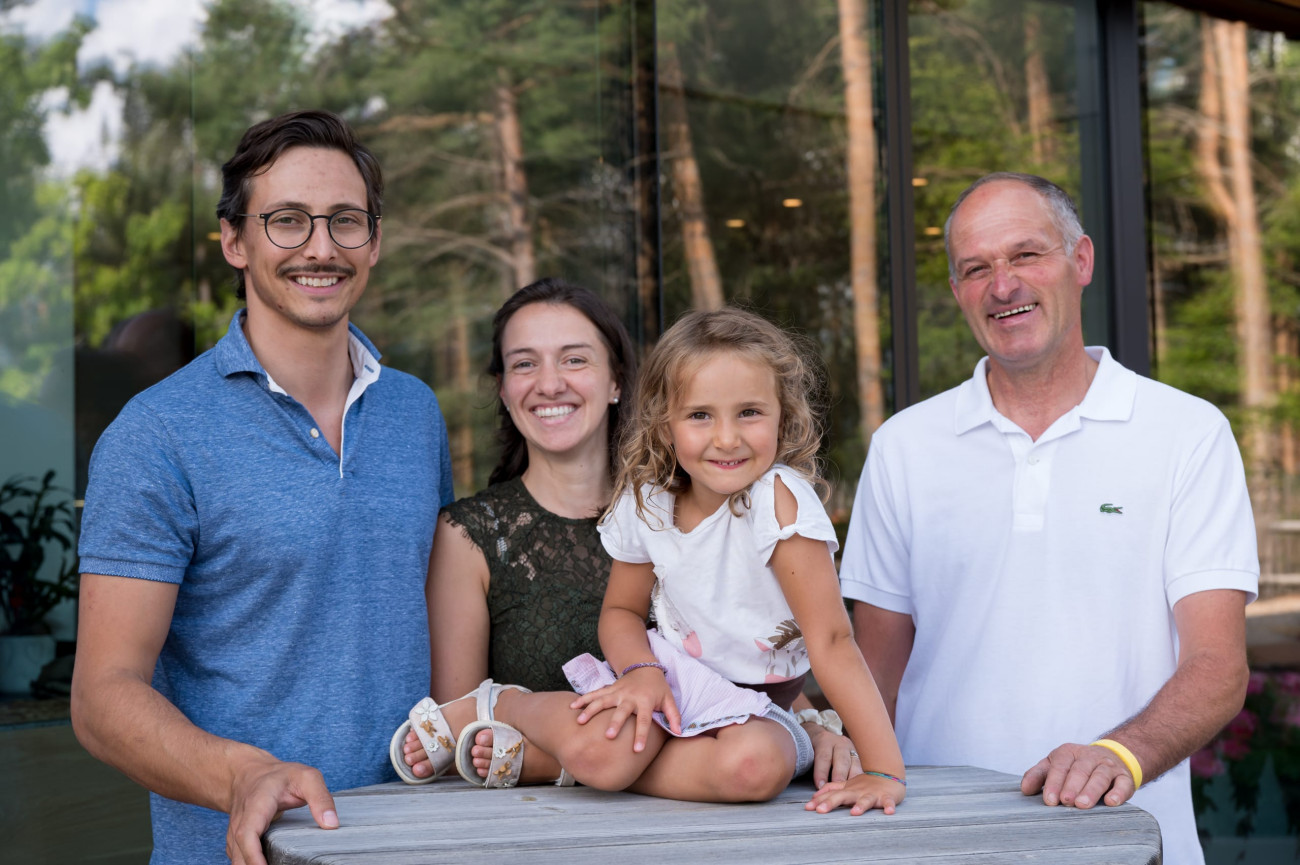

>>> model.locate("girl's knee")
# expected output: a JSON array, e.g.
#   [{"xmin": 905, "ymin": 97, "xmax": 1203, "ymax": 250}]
[
  {"xmin": 714, "ymin": 729, "xmax": 794, "ymax": 801},
  {"xmin": 556, "ymin": 721, "xmax": 657, "ymax": 791},
  {"xmin": 562, "ymin": 746, "xmax": 645, "ymax": 791}
]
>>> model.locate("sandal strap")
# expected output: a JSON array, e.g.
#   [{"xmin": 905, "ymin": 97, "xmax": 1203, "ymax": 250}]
[
  {"xmin": 407, "ymin": 697, "xmax": 457, "ymax": 777},
  {"xmin": 473, "ymin": 678, "xmax": 532, "ymax": 722},
  {"xmin": 456, "ymin": 719, "xmax": 525, "ymax": 788}
]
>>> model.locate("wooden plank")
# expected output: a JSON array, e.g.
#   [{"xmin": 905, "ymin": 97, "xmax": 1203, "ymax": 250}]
[{"xmin": 265, "ymin": 767, "xmax": 1161, "ymax": 865}]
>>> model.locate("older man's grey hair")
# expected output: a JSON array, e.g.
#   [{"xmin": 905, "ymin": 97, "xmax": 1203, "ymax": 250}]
[{"xmin": 943, "ymin": 172, "xmax": 1085, "ymax": 281}]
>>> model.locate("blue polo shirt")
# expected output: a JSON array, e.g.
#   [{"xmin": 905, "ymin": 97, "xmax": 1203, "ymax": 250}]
[{"xmin": 79, "ymin": 311, "xmax": 454, "ymax": 864}]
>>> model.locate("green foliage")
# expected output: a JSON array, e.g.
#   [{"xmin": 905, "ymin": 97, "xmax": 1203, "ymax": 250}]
[
  {"xmin": 0, "ymin": 180, "xmax": 75, "ymax": 402},
  {"xmin": 0, "ymin": 470, "xmax": 78, "ymax": 636}
]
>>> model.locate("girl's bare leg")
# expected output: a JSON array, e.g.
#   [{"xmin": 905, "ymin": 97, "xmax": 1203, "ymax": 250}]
[
  {"xmin": 628, "ymin": 717, "xmax": 797, "ymax": 803},
  {"xmin": 490, "ymin": 690, "xmax": 669, "ymax": 790}
]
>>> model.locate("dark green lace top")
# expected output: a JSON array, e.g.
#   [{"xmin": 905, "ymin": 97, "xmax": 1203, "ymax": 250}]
[{"xmin": 442, "ymin": 477, "xmax": 609, "ymax": 692}]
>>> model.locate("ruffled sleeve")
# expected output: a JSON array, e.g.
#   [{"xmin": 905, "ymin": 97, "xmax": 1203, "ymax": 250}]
[
  {"xmin": 749, "ymin": 465, "xmax": 839, "ymax": 564},
  {"xmin": 597, "ymin": 487, "xmax": 659, "ymax": 563}
]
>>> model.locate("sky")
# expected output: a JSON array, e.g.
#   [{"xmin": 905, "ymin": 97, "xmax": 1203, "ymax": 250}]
[{"xmin": 2, "ymin": 0, "xmax": 393, "ymax": 176}]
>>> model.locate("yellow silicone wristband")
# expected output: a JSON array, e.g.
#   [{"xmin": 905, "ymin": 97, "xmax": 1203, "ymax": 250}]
[{"xmin": 1091, "ymin": 738, "xmax": 1143, "ymax": 790}]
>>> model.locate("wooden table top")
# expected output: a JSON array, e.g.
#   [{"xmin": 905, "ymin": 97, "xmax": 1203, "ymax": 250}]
[{"xmin": 264, "ymin": 765, "xmax": 1161, "ymax": 864}]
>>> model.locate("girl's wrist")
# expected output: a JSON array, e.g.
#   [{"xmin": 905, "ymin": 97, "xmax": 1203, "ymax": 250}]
[{"xmin": 619, "ymin": 661, "xmax": 668, "ymax": 678}]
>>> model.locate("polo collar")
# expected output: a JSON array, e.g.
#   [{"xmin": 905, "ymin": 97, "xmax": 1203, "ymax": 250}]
[
  {"xmin": 953, "ymin": 346, "xmax": 1136, "ymax": 436},
  {"xmin": 213, "ymin": 309, "xmax": 384, "ymax": 389}
]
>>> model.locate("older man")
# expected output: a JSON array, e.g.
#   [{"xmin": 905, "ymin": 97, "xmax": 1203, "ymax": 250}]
[
  {"xmin": 72, "ymin": 110, "xmax": 453, "ymax": 865},
  {"xmin": 840, "ymin": 172, "xmax": 1257, "ymax": 864}
]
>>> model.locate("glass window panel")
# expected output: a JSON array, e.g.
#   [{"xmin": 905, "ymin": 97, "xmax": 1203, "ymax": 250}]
[
  {"xmin": 2, "ymin": 0, "xmax": 641, "ymax": 637},
  {"xmin": 908, "ymin": 0, "xmax": 1095, "ymax": 398},
  {"xmin": 1142, "ymin": 4, "xmax": 1300, "ymax": 856},
  {"xmin": 658, "ymin": 0, "xmax": 891, "ymax": 520}
]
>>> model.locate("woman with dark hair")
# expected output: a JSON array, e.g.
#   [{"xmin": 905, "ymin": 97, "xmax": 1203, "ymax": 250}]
[{"xmin": 392, "ymin": 279, "xmax": 857, "ymax": 788}]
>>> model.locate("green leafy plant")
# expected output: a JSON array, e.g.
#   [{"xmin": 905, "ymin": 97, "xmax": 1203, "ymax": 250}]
[{"xmin": 0, "ymin": 471, "xmax": 79, "ymax": 636}]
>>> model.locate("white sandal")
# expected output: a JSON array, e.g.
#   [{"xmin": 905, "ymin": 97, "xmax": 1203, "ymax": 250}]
[
  {"xmin": 389, "ymin": 694, "xmax": 462, "ymax": 785},
  {"xmin": 452, "ymin": 679, "xmax": 575, "ymax": 788}
]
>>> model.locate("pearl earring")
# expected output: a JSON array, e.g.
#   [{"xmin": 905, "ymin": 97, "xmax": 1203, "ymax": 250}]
[{"xmin": 611, "ymin": 396, "xmax": 620, "ymax": 405}]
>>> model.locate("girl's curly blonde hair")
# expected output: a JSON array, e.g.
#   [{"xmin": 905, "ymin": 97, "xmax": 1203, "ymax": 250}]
[{"xmin": 609, "ymin": 306, "xmax": 828, "ymax": 526}]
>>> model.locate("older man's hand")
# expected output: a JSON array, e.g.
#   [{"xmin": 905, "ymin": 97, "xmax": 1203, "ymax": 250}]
[{"xmin": 1021, "ymin": 742, "xmax": 1138, "ymax": 809}]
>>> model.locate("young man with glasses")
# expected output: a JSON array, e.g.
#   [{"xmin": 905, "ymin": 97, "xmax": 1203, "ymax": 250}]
[{"xmin": 72, "ymin": 110, "xmax": 454, "ymax": 865}]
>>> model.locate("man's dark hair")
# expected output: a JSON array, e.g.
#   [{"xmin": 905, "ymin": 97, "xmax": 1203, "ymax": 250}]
[
  {"xmin": 216, "ymin": 110, "xmax": 384, "ymax": 299},
  {"xmin": 486, "ymin": 278, "xmax": 638, "ymax": 487}
]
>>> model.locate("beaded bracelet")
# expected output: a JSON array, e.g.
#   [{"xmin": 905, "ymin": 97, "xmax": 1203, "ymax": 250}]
[
  {"xmin": 619, "ymin": 661, "xmax": 668, "ymax": 678},
  {"xmin": 862, "ymin": 770, "xmax": 907, "ymax": 787}
]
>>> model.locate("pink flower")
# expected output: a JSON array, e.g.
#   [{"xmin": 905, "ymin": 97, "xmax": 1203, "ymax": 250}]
[
  {"xmin": 1221, "ymin": 738, "xmax": 1251, "ymax": 760},
  {"xmin": 1190, "ymin": 748, "xmax": 1225, "ymax": 778},
  {"xmin": 1277, "ymin": 671, "xmax": 1300, "ymax": 696},
  {"xmin": 1226, "ymin": 709, "xmax": 1258, "ymax": 737},
  {"xmin": 1247, "ymin": 671, "xmax": 1267, "ymax": 695}
]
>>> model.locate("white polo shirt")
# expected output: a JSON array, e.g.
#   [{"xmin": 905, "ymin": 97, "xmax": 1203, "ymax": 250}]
[{"xmin": 841, "ymin": 347, "xmax": 1258, "ymax": 865}]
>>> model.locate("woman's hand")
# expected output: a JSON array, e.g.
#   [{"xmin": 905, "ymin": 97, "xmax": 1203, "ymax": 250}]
[
  {"xmin": 571, "ymin": 666, "xmax": 682, "ymax": 751},
  {"xmin": 804, "ymin": 724, "xmax": 862, "ymax": 789},
  {"xmin": 805, "ymin": 770, "xmax": 906, "ymax": 815}
]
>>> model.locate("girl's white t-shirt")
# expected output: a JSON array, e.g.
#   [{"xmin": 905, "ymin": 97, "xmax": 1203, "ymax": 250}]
[{"xmin": 598, "ymin": 464, "xmax": 839, "ymax": 686}]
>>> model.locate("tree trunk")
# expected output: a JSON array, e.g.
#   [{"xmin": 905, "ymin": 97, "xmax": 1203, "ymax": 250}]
[
  {"xmin": 1023, "ymin": 9, "xmax": 1055, "ymax": 166},
  {"xmin": 1198, "ymin": 17, "xmax": 1275, "ymax": 513},
  {"xmin": 497, "ymin": 70, "xmax": 535, "ymax": 292},
  {"xmin": 1218, "ymin": 20, "xmax": 1275, "ymax": 500},
  {"xmin": 660, "ymin": 43, "xmax": 724, "ymax": 311},
  {"xmin": 837, "ymin": 0, "xmax": 885, "ymax": 441},
  {"xmin": 448, "ymin": 272, "xmax": 474, "ymax": 490}
]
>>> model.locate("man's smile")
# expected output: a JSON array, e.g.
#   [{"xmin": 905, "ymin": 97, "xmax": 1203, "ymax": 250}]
[{"xmin": 992, "ymin": 303, "xmax": 1037, "ymax": 320}]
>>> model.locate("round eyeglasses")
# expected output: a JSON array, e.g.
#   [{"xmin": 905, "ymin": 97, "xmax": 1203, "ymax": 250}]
[{"xmin": 239, "ymin": 208, "xmax": 379, "ymax": 250}]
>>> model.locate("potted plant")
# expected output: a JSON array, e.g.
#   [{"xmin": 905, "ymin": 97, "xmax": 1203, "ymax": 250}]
[{"xmin": 0, "ymin": 470, "xmax": 79, "ymax": 694}]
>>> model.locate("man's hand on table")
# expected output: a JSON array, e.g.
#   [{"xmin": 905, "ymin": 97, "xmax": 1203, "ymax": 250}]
[
  {"xmin": 226, "ymin": 755, "xmax": 338, "ymax": 865},
  {"xmin": 1021, "ymin": 742, "xmax": 1138, "ymax": 809}
]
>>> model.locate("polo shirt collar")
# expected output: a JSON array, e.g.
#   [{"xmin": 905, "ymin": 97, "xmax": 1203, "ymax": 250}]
[
  {"xmin": 213, "ymin": 309, "xmax": 384, "ymax": 391},
  {"xmin": 953, "ymin": 346, "xmax": 1136, "ymax": 436}
]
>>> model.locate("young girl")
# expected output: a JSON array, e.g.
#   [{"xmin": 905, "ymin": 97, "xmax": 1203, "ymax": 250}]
[{"xmin": 441, "ymin": 308, "xmax": 905, "ymax": 814}]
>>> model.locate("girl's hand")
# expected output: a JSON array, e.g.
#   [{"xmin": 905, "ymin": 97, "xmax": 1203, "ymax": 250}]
[
  {"xmin": 570, "ymin": 667, "xmax": 682, "ymax": 751},
  {"xmin": 805, "ymin": 770, "xmax": 906, "ymax": 815}
]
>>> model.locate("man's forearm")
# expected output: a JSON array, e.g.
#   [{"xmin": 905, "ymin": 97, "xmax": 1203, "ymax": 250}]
[
  {"xmin": 72, "ymin": 668, "xmax": 275, "ymax": 814},
  {"xmin": 1102, "ymin": 641, "xmax": 1248, "ymax": 784}
]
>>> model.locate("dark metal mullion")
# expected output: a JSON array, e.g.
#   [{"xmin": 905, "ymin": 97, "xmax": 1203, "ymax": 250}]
[
  {"xmin": 882, "ymin": 0, "xmax": 920, "ymax": 411},
  {"xmin": 634, "ymin": 0, "xmax": 663, "ymax": 347},
  {"xmin": 1100, "ymin": 0, "xmax": 1152, "ymax": 375}
]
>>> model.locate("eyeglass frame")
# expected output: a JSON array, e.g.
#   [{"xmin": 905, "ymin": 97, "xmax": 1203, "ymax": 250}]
[{"xmin": 236, "ymin": 207, "xmax": 381, "ymax": 250}]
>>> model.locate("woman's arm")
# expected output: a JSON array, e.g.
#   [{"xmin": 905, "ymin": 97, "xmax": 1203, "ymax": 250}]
[
  {"xmin": 426, "ymin": 512, "xmax": 492, "ymax": 702},
  {"xmin": 791, "ymin": 692, "xmax": 861, "ymax": 789}
]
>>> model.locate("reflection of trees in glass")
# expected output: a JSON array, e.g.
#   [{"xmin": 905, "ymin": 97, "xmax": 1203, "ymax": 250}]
[
  {"xmin": 838, "ymin": 0, "xmax": 885, "ymax": 442},
  {"xmin": 10, "ymin": 0, "xmax": 637, "ymax": 495},
  {"xmin": 1195, "ymin": 17, "xmax": 1273, "ymax": 506},
  {"xmin": 1146, "ymin": 7, "xmax": 1300, "ymax": 536},
  {"xmin": 909, "ymin": 0, "xmax": 1080, "ymax": 398},
  {"xmin": 657, "ymin": 0, "xmax": 888, "ymax": 504},
  {"xmin": 357, "ymin": 0, "xmax": 637, "ymax": 490},
  {"xmin": 0, "ymin": 17, "xmax": 91, "ymax": 403}
]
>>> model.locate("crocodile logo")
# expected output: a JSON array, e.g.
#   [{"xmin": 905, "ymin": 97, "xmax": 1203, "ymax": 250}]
[{"xmin": 1099, "ymin": 503, "xmax": 1123, "ymax": 514}]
